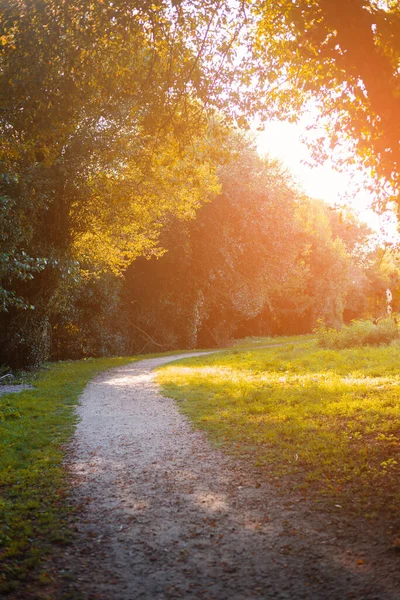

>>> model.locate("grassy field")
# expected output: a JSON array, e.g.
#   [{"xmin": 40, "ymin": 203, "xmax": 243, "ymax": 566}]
[
  {"xmin": 232, "ymin": 334, "xmax": 314, "ymax": 348},
  {"xmin": 157, "ymin": 337, "xmax": 400, "ymax": 532},
  {"xmin": 0, "ymin": 356, "xmax": 137, "ymax": 595}
]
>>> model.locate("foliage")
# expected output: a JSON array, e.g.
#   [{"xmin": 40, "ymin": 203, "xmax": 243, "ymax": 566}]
[
  {"xmin": 329, "ymin": 208, "xmax": 375, "ymax": 264},
  {"xmin": 314, "ymin": 207, "xmax": 399, "ymax": 324},
  {"xmin": 246, "ymin": 0, "xmax": 400, "ymax": 203},
  {"xmin": 0, "ymin": 355, "xmax": 137, "ymax": 595},
  {"xmin": 158, "ymin": 338, "xmax": 400, "ymax": 527},
  {"xmin": 123, "ymin": 137, "xmax": 383, "ymax": 349},
  {"xmin": 123, "ymin": 134, "xmax": 310, "ymax": 350},
  {"xmin": 2, "ymin": 0, "xmax": 397, "ymax": 366},
  {"xmin": 0, "ymin": 0, "xmax": 239, "ymax": 366},
  {"xmin": 316, "ymin": 318, "xmax": 399, "ymax": 349},
  {"xmin": 271, "ymin": 198, "xmax": 350, "ymax": 333},
  {"xmin": 0, "ymin": 0, "xmax": 242, "ymax": 288},
  {"xmin": 339, "ymin": 242, "xmax": 400, "ymax": 322},
  {"xmin": 0, "ymin": 259, "xmax": 77, "ymax": 368},
  {"xmin": 50, "ymin": 272, "xmax": 128, "ymax": 360}
]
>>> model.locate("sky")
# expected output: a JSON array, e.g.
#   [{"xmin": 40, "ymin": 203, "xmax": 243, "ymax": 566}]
[{"xmin": 255, "ymin": 120, "xmax": 399, "ymax": 241}]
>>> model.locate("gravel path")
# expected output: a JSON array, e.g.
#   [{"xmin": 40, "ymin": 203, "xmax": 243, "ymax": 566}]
[
  {"xmin": 54, "ymin": 352, "xmax": 399, "ymax": 600},
  {"xmin": 0, "ymin": 384, "xmax": 33, "ymax": 395}
]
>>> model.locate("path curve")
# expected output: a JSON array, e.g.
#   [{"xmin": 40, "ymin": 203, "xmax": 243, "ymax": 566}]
[{"xmin": 55, "ymin": 352, "xmax": 398, "ymax": 599}]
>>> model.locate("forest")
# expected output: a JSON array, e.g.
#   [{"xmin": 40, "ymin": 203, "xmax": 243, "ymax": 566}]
[
  {"xmin": 1, "ymin": 0, "xmax": 399, "ymax": 366},
  {"xmin": 1, "ymin": 2, "xmax": 400, "ymax": 597}
]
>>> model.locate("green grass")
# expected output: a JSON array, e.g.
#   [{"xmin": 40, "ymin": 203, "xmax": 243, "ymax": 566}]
[
  {"xmin": 232, "ymin": 334, "xmax": 313, "ymax": 349},
  {"xmin": 0, "ymin": 356, "xmax": 137, "ymax": 595},
  {"xmin": 2, "ymin": 338, "xmax": 399, "ymax": 593},
  {"xmin": 157, "ymin": 337, "xmax": 400, "ymax": 529}
]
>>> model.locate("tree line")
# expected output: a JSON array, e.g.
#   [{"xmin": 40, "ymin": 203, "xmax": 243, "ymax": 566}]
[{"xmin": 1, "ymin": 0, "xmax": 399, "ymax": 367}]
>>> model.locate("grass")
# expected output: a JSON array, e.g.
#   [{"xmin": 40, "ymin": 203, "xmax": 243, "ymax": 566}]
[
  {"xmin": 157, "ymin": 337, "xmax": 400, "ymax": 531},
  {"xmin": 0, "ymin": 356, "xmax": 137, "ymax": 595},
  {"xmin": 232, "ymin": 334, "xmax": 313, "ymax": 349},
  {"xmin": 316, "ymin": 318, "xmax": 399, "ymax": 349},
  {"xmin": 0, "ymin": 346, "xmax": 223, "ymax": 595}
]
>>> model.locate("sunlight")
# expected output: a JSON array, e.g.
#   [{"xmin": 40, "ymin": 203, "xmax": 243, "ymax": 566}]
[
  {"xmin": 255, "ymin": 120, "xmax": 399, "ymax": 240},
  {"xmin": 3, "ymin": 1, "xmax": 400, "ymax": 595},
  {"xmin": 102, "ymin": 373, "xmax": 153, "ymax": 386},
  {"xmin": 194, "ymin": 491, "xmax": 228, "ymax": 512},
  {"xmin": 256, "ymin": 120, "xmax": 356, "ymax": 201},
  {"xmin": 164, "ymin": 364, "xmax": 400, "ymax": 391}
]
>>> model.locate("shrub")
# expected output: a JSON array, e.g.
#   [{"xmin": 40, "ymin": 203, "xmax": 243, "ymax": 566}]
[
  {"xmin": 316, "ymin": 318, "xmax": 399, "ymax": 349},
  {"xmin": 51, "ymin": 272, "xmax": 128, "ymax": 360}
]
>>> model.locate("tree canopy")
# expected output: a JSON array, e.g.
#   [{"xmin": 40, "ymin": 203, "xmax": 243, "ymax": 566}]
[
  {"xmin": 1, "ymin": 0, "xmax": 399, "ymax": 366},
  {"xmin": 246, "ymin": 0, "xmax": 400, "ymax": 204},
  {"xmin": 0, "ymin": 0, "xmax": 240, "ymax": 308},
  {"xmin": 0, "ymin": 0, "xmax": 234, "ymax": 364}
]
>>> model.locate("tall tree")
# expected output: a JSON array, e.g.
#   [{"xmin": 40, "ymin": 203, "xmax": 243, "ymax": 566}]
[
  {"xmin": 245, "ymin": 0, "xmax": 400, "ymax": 205},
  {"xmin": 0, "ymin": 0, "xmax": 238, "ymax": 365},
  {"xmin": 123, "ymin": 135, "xmax": 313, "ymax": 350}
]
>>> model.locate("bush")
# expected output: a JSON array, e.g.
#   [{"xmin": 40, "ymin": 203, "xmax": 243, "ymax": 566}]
[
  {"xmin": 51, "ymin": 272, "xmax": 128, "ymax": 360},
  {"xmin": 0, "ymin": 309, "xmax": 51, "ymax": 368},
  {"xmin": 316, "ymin": 318, "xmax": 399, "ymax": 349}
]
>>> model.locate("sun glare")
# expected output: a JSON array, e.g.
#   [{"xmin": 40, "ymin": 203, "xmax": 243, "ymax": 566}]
[{"xmin": 255, "ymin": 120, "xmax": 399, "ymax": 242}]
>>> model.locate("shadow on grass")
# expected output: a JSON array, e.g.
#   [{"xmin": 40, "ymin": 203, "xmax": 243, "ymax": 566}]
[
  {"xmin": 158, "ymin": 343, "xmax": 400, "ymax": 525},
  {"xmin": 56, "ymin": 355, "xmax": 400, "ymax": 600}
]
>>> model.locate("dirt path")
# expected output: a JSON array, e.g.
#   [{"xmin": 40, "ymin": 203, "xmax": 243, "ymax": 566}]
[{"xmin": 54, "ymin": 352, "xmax": 399, "ymax": 600}]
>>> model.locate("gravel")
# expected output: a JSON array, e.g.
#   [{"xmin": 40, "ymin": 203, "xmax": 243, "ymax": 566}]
[
  {"xmin": 0, "ymin": 384, "xmax": 33, "ymax": 395},
  {"xmin": 51, "ymin": 352, "xmax": 399, "ymax": 600}
]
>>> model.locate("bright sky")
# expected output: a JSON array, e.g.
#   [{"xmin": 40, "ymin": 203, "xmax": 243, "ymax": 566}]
[{"xmin": 255, "ymin": 120, "xmax": 399, "ymax": 241}]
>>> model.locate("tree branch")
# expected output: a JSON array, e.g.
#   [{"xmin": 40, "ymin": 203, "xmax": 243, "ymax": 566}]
[{"xmin": 128, "ymin": 321, "xmax": 166, "ymax": 349}]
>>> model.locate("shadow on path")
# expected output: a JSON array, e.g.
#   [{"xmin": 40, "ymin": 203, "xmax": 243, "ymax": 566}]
[{"xmin": 53, "ymin": 353, "xmax": 399, "ymax": 600}]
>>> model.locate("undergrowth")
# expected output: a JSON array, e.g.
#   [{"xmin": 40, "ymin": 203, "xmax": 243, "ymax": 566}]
[
  {"xmin": 316, "ymin": 318, "xmax": 399, "ymax": 349},
  {"xmin": 157, "ymin": 339, "xmax": 400, "ymax": 530}
]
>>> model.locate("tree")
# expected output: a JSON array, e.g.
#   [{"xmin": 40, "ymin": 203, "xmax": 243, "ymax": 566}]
[
  {"xmin": 123, "ymin": 134, "xmax": 313, "ymax": 349},
  {"xmin": 255, "ymin": 197, "xmax": 351, "ymax": 335},
  {"xmin": 0, "ymin": 0, "xmax": 236, "ymax": 365},
  {"xmin": 246, "ymin": 0, "xmax": 400, "ymax": 205},
  {"xmin": 328, "ymin": 208, "xmax": 376, "ymax": 320}
]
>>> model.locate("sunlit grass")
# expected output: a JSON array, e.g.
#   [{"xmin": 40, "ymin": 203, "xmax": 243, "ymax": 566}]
[
  {"xmin": 232, "ymin": 334, "xmax": 313, "ymax": 349},
  {"xmin": 158, "ymin": 338, "xmax": 400, "ymax": 525}
]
